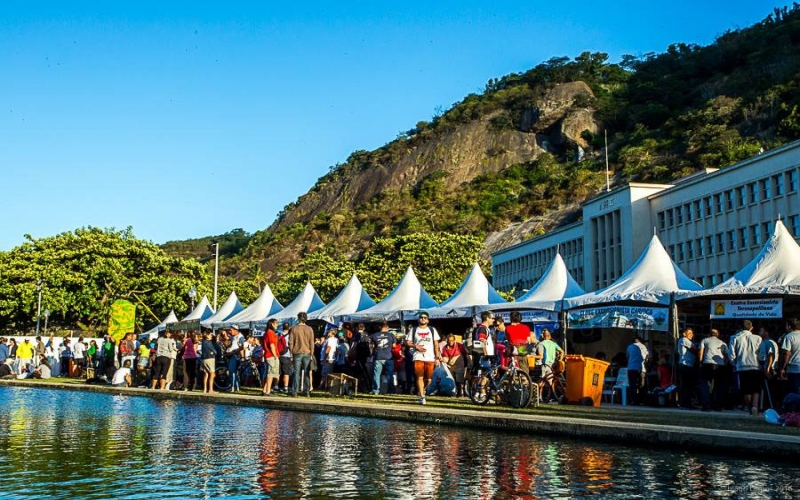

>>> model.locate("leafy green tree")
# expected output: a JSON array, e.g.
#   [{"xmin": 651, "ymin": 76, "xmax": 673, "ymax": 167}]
[
  {"xmin": 0, "ymin": 227, "xmax": 208, "ymax": 334},
  {"xmin": 357, "ymin": 233, "xmax": 486, "ymax": 302}
]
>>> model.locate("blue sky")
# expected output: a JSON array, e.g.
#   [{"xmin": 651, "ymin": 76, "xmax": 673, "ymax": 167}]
[{"xmin": 0, "ymin": 1, "xmax": 781, "ymax": 250}]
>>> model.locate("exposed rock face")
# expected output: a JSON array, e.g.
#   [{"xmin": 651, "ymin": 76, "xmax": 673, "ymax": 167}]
[
  {"xmin": 275, "ymin": 81, "xmax": 597, "ymax": 229},
  {"xmin": 480, "ymin": 205, "xmax": 582, "ymax": 260}
]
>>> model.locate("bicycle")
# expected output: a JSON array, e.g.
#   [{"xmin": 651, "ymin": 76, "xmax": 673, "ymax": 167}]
[
  {"xmin": 468, "ymin": 353, "xmax": 534, "ymax": 408},
  {"xmin": 213, "ymin": 356, "xmax": 262, "ymax": 392},
  {"xmin": 531, "ymin": 358, "xmax": 567, "ymax": 404}
]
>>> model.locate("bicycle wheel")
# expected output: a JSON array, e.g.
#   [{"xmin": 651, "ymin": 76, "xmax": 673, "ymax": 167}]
[
  {"xmin": 503, "ymin": 370, "xmax": 533, "ymax": 409},
  {"xmin": 214, "ymin": 366, "xmax": 233, "ymax": 392},
  {"xmin": 468, "ymin": 374, "xmax": 492, "ymax": 405}
]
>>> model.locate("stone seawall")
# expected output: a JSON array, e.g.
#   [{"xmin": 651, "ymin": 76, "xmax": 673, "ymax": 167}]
[{"xmin": 2, "ymin": 380, "xmax": 798, "ymax": 460}]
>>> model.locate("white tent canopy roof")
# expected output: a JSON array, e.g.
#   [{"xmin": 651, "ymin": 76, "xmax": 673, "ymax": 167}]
[
  {"xmin": 427, "ymin": 263, "xmax": 508, "ymax": 318},
  {"xmin": 309, "ymin": 273, "xmax": 376, "ymax": 324},
  {"xmin": 350, "ymin": 266, "xmax": 438, "ymax": 321},
  {"xmin": 142, "ymin": 310, "xmax": 178, "ymax": 338},
  {"xmin": 223, "ymin": 284, "xmax": 284, "ymax": 327},
  {"xmin": 200, "ymin": 291, "xmax": 244, "ymax": 328},
  {"xmin": 681, "ymin": 219, "xmax": 800, "ymax": 298},
  {"xmin": 493, "ymin": 253, "xmax": 586, "ymax": 312},
  {"xmin": 270, "ymin": 282, "xmax": 326, "ymax": 323},
  {"xmin": 180, "ymin": 295, "xmax": 215, "ymax": 322},
  {"xmin": 566, "ymin": 234, "xmax": 702, "ymax": 308}
]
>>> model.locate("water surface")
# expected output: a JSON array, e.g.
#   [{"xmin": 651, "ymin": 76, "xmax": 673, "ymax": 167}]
[{"xmin": 0, "ymin": 387, "xmax": 796, "ymax": 499}]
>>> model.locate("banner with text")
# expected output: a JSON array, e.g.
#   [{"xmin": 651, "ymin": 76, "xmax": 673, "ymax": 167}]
[
  {"xmin": 567, "ymin": 305, "xmax": 669, "ymax": 331},
  {"xmin": 491, "ymin": 310, "xmax": 559, "ymax": 324},
  {"xmin": 710, "ymin": 298, "xmax": 783, "ymax": 319}
]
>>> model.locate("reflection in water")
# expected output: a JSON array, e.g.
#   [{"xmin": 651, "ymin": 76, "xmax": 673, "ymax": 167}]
[{"xmin": 0, "ymin": 386, "xmax": 797, "ymax": 499}]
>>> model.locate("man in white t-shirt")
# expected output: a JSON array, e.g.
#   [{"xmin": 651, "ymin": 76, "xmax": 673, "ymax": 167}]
[
  {"xmin": 111, "ymin": 360, "xmax": 133, "ymax": 387},
  {"xmin": 72, "ymin": 337, "xmax": 86, "ymax": 370},
  {"xmin": 405, "ymin": 312, "xmax": 441, "ymax": 405},
  {"xmin": 780, "ymin": 318, "xmax": 800, "ymax": 395}
]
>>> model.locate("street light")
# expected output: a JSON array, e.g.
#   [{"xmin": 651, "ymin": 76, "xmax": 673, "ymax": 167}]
[
  {"xmin": 43, "ymin": 309, "xmax": 50, "ymax": 336},
  {"xmin": 188, "ymin": 286, "xmax": 197, "ymax": 312},
  {"xmin": 35, "ymin": 279, "xmax": 43, "ymax": 336},
  {"xmin": 208, "ymin": 242, "xmax": 219, "ymax": 310}
]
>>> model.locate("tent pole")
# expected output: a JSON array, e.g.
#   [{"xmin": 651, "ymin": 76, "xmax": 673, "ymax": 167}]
[{"xmin": 560, "ymin": 301, "xmax": 568, "ymax": 356}]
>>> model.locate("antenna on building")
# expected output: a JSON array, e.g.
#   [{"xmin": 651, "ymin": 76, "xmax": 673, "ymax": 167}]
[{"xmin": 604, "ymin": 129, "xmax": 611, "ymax": 192}]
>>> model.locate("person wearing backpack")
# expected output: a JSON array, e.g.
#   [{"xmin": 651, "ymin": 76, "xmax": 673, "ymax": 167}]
[{"xmin": 405, "ymin": 311, "xmax": 441, "ymax": 405}]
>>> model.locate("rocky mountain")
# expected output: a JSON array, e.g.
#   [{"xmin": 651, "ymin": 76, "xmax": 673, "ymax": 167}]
[{"xmin": 275, "ymin": 81, "xmax": 596, "ymax": 231}]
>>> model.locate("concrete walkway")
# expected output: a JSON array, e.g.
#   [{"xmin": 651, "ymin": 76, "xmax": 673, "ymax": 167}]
[{"xmin": 2, "ymin": 379, "xmax": 798, "ymax": 460}]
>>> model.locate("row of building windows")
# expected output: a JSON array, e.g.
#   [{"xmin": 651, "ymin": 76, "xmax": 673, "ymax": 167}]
[
  {"xmin": 494, "ymin": 240, "xmax": 583, "ymax": 278},
  {"xmin": 666, "ymin": 215, "xmax": 800, "ymax": 264},
  {"xmin": 657, "ymin": 169, "xmax": 799, "ymax": 230},
  {"xmin": 693, "ymin": 272, "xmax": 738, "ymax": 288}
]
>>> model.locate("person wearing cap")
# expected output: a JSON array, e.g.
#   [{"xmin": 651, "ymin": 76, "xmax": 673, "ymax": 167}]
[
  {"xmin": 226, "ymin": 324, "xmax": 245, "ymax": 392},
  {"xmin": 405, "ymin": 311, "xmax": 441, "ymax": 405},
  {"xmin": 289, "ymin": 312, "xmax": 315, "ymax": 397}
]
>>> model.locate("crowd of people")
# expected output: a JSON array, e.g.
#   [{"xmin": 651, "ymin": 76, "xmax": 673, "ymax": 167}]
[
  {"xmin": 619, "ymin": 318, "xmax": 800, "ymax": 415},
  {"xmin": 0, "ymin": 310, "xmax": 567, "ymax": 408},
  {"xmin": 4, "ymin": 314, "xmax": 798, "ymax": 419}
]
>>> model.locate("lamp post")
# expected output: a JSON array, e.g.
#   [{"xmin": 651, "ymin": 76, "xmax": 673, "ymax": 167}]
[
  {"xmin": 209, "ymin": 242, "xmax": 220, "ymax": 310},
  {"xmin": 43, "ymin": 309, "xmax": 50, "ymax": 336},
  {"xmin": 188, "ymin": 286, "xmax": 197, "ymax": 312},
  {"xmin": 35, "ymin": 279, "xmax": 43, "ymax": 336}
]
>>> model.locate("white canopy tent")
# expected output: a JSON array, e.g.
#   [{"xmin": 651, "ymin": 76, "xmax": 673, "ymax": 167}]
[
  {"xmin": 223, "ymin": 284, "xmax": 284, "ymax": 328},
  {"xmin": 308, "ymin": 273, "xmax": 376, "ymax": 324},
  {"xmin": 566, "ymin": 235, "xmax": 703, "ymax": 309},
  {"xmin": 679, "ymin": 220, "xmax": 800, "ymax": 298},
  {"xmin": 349, "ymin": 266, "xmax": 438, "ymax": 321},
  {"xmin": 200, "ymin": 291, "xmax": 244, "ymax": 328},
  {"xmin": 180, "ymin": 295, "xmax": 215, "ymax": 322},
  {"xmin": 491, "ymin": 253, "xmax": 585, "ymax": 312},
  {"xmin": 141, "ymin": 310, "xmax": 178, "ymax": 339},
  {"xmin": 426, "ymin": 263, "xmax": 508, "ymax": 318},
  {"xmin": 269, "ymin": 282, "xmax": 326, "ymax": 324}
]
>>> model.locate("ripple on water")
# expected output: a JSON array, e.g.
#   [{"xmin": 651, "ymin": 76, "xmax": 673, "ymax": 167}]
[{"xmin": 0, "ymin": 387, "xmax": 798, "ymax": 499}]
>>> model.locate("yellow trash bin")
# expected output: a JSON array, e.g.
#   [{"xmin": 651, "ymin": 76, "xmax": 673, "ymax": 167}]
[{"xmin": 565, "ymin": 355, "xmax": 610, "ymax": 407}]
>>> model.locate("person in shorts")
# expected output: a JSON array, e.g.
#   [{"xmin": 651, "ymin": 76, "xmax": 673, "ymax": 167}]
[
  {"xmin": 278, "ymin": 322, "xmax": 293, "ymax": 393},
  {"xmin": 261, "ymin": 318, "xmax": 280, "ymax": 396},
  {"xmin": 200, "ymin": 332, "xmax": 220, "ymax": 393},
  {"xmin": 406, "ymin": 312, "xmax": 441, "ymax": 405}
]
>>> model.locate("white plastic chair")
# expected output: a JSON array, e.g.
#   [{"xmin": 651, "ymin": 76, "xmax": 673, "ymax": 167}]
[{"xmin": 611, "ymin": 368, "xmax": 629, "ymax": 406}]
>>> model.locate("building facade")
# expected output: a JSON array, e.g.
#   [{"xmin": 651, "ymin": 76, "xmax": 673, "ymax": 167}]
[{"xmin": 492, "ymin": 140, "xmax": 800, "ymax": 295}]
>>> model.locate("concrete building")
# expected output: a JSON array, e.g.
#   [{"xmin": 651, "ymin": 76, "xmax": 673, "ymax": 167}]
[{"xmin": 492, "ymin": 140, "xmax": 800, "ymax": 296}]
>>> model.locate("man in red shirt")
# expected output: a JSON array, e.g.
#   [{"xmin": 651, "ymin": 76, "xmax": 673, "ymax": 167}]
[
  {"xmin": 261, "ymin": 318, "xmax": 280, "ymax": 396},
  {"xmin": 505, "ymin": 311, "xmax": 535, "ymax": 375}
]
